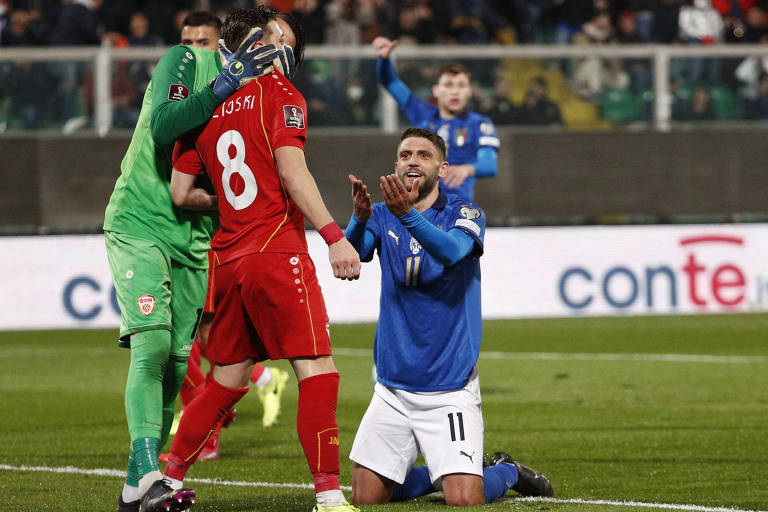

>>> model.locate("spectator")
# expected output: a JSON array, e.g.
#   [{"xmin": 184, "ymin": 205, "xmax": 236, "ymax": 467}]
[
  {"xmin": 675, "ymin": 85, "xmax": 717, "ymax": 120},
  {"xmin": 1, "ymin": 9, "xmax": 44, "ymax": 46},
  {"xmin": 292, "ymin": 0, "xmax": 324, "ymax": 44},
  {"xmin": 743, "ymin": 73, "xmax": 768, "ymax": 119},
  {"xmin": 571, "ymin": 10, "xmax": 622, "ymax": 101},
  {"xmin": 652, "ymin": 0, "xmax": 683, "ymax": 43},
  {"xmin": 678, "ymin": 0, "xmax": 725, "ymax": 84},
  {"xmin": 127, "ymin": 12, "xmax": 162, "ymax": 47},
  {"xmin": 324, "ymin": 0, "xmax": 376, "ymax": 45},
  {"xmin": 513, "ymin": 76, "xmax": 563, "ymax": 125},
  {"xmin": 734, "ymin": 33, "xmax": 768, "ymax": 99},
  {"xmin": 473, "ymin": 76, "xmax": 517, "ymax": 125},
  {"xmin": 49, "ymin": 0, "xmax": 102, "ymax": 46}
]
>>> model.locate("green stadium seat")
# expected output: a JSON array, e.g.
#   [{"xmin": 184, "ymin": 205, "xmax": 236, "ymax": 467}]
[
  {"xmin": 602, "ymin": 88, "xmax": 639, "ymax": 122},
  {"xmin": 708, "ymin": 85, "xmax": 743, "ymax": 120}
]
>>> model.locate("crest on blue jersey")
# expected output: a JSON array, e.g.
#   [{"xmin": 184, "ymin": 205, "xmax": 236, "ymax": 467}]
[
  {"xmin": 409, "ymin": 237, "xmax": 422, "ymax": 255},
  {"xmin": 454, "ymin": 128, "xmax": 467, "ymax": 147}
]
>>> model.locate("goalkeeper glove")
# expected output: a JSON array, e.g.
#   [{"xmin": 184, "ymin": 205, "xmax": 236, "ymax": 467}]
[{"xmin": 210, "ymin": 27, "xmax": 282, "ymax": 100}]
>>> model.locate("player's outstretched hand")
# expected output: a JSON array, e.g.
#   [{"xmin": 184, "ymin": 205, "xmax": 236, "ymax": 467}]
[
  {"xmin": 348, "ymin": 174, "xmax": 372, "ymax": 222},
  {"xmin": 329, "ymin": 238, "xmax": 361, "ymax": 281},
  {"xmin": 211, "ymin": 28, "xmax": 284, "ymax": 100},
  {"xmin": 380, "ymin": 174, "xmax": 418, "ymax": 217},
  {"xmin": 443, "ymin": 164, "xmax": 473, "ymax": 189},
  {"xmin": 372, "ymin": 37, "xmax": 398, "ymax": 59}
]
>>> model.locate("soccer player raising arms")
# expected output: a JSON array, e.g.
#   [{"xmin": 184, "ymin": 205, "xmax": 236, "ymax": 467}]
[
  {"xmin": 372, "ymin": 37, "xmax": 499, "ymax": 200},
  {"xmin": 345, "ymin": 128, "xmax": 553, "ymax": 506},
  {"xmin": 164, "ymin": 11, "xmax": 362, "ymax": 512},
  {"xmin": 104, "ymin": 7, "xmax": 289, "ymax": 512}
]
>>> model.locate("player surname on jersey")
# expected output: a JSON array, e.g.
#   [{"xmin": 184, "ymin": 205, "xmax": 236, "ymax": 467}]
[{"xmin": 216, "ymin": 93, "xmax": 259, "ymax": 118}]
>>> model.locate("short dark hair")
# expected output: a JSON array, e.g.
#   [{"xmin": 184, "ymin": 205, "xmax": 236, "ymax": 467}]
[
  {"xmin": 436, "ymin": 63, "xmax": 471, "ymax": 83},
  {"xmin": 182, "ymin": 11, "xmax": 222, "ymax": 31},
  {"xmin": 400, "ymin": 127, "xmax": 447, "ymax": 161},
  {"xmin": 221, "ymin": 6, "xmax": 278, "ymax": 52},
  {"xmin": 277, "ymin": 11, "xmax": 305, "ymax": 70}
]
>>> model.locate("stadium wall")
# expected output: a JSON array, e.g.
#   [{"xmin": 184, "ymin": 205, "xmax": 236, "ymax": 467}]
[
  {"xmin": 2, "ymin": 225, "xmax": 767, "ymax": 331},
  {"xmin": 1, "ymin": 129, "xmax": 767, "ymax": 232}
]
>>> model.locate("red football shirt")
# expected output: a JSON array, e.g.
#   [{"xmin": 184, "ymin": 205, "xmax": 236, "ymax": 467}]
[{"xmin": 173, "ymin": 71, "xmax": 309, "ymax": 264}]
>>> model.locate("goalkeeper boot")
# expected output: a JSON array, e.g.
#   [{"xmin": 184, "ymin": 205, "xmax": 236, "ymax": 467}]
[
  {"xmin": 489, "ymin": 452, "xmax": 554, "ymax": 497},
  {"xmin": 311, "ymin": 502, "xmax": 361, "ymax": 512},
  {"xmin": 139, "ymin": 478, "xmax": 195, "ymax": 512},
  {"xmin": 115, "ymin": 494, "xmax": 140, "ymax": 512},
  {"xmin": 256, "ymin": 367, "xmax": 289, "ymax": 427}
]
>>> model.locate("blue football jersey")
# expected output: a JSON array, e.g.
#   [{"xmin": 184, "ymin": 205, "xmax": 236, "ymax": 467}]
[
  {"xmin": 364, "ymin": 191, "xmax": 486, "ymax": 392},
  {"xmin": 403, "ymin": 96, "xmax": 500, "ymax": 200}
]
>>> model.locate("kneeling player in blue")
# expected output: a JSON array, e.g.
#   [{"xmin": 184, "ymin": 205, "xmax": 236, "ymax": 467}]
[{"xmin": 344, "ymin": 127, "xmax": 553, "ymax": 506}]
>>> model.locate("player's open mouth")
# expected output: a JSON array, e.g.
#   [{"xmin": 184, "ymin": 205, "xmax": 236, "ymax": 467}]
[{"xmin": 406, "ymin": 172, "xmax": 422, "ymax": 178}]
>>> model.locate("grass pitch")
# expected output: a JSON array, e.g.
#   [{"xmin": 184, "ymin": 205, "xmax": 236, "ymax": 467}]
[{"xmin": 1, "ymin": 314, "xmax": 767, "ymax": 512}]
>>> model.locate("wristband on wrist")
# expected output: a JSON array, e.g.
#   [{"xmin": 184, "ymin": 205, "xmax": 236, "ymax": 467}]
[{"xmin": 319, "ymin": 222, "xmax": 345, "ymax": 245}]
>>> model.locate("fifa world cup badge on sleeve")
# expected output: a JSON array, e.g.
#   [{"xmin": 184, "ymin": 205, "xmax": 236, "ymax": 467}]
[
  {"xmin": 283, "ymin": 105, "xmax": 305, "ymax": 129},
  {"xmin": 168, "ymin": 84, "xmax": 190, "ymax": 101},
  {"xmin": 137, "ymin": 295, "xmax": 156, "ymax": 316}
]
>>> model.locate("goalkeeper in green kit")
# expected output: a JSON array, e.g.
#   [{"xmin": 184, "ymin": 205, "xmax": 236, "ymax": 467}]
[{"xmin": 103, "ymin": 7, "xmax": 297, "ymax": 512}]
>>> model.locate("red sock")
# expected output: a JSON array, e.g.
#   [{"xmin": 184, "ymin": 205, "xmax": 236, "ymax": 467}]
[
  {"xmin": 165, "ymin": 376, "xmax": 248, "ymax": 481},
  {"xmin": 297, "ymin": 372, "xmax": 340, "ymax": 493},
  {"xmin": 250, "ymin": 363, "xmax": 266, "ymax": 383},
  {"xmin": 179, "ymin": 341, "xmax": 206, "ymax": 406}
]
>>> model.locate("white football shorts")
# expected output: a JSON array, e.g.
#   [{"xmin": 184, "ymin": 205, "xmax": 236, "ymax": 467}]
[{"xmin": 349, "ymin": 367, "xmax": 484, "ymax": 484}]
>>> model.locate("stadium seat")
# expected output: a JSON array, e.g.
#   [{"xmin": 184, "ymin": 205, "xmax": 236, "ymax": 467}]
[
  {"xmin": 708, "ymin": 85, "xmax": 743, "ymax": 120},
  {"xmin": 602, "ymin": 88, "xmax": 640, "ymax": 122}
]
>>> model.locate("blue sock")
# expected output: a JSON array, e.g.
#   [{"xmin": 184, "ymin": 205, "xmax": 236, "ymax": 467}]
[
  {"xmin": 391, "ymin": 466, "xmax": 435, "ymax": 501},
  {"xmin": 483, "ymin": 463, "xmax": 518, "ymax": 503}
]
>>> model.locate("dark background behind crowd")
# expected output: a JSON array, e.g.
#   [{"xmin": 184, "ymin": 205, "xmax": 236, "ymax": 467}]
[{"xmin": 3, "ymin": 0, "xmax": 768, "ymax": 131}]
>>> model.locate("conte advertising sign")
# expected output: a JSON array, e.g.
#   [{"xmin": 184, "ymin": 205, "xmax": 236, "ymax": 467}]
[{"xmin": 1, "ymin": 225, "xmax": 767, "ymax": 330}]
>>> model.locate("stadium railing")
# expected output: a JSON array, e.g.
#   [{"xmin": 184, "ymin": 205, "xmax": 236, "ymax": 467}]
[{"xmin": 2, "ymin": 44, "xmax": 768, "ymax": 135}]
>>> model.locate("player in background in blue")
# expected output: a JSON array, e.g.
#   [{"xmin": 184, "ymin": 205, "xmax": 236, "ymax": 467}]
[
  {"xmin": 372, "ymin": 37, "xmax": 499, "ymax": 201},
  {"xmin": 344, "ymin": 128, "xmax": 553, "ymax": 506}
]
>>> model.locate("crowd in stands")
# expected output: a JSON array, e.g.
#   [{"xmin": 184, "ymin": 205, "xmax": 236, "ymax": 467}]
[{"xmin": 3, "ymin": 0, "xmax": 768, "ymax": 130}]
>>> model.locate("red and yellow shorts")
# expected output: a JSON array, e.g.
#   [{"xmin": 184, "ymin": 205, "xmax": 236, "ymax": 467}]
[{"xmin": 207, "ymin": 252, "xmax": 331, "ymax": 365}]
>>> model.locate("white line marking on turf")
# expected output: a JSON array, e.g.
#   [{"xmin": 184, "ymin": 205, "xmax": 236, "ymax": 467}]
[
  {"xmin": 515, "ymin": 497, "xmax": 768, "ymax": 512},
  {"xmin": 332, "ymin": 348, "xmax": 768, "ymax": 364},
  {"xmin": 2, "ymin": 464, "xmax": 765, "ymax": 512}
]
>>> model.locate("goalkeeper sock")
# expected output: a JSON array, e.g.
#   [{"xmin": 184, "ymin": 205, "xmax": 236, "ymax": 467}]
[
  {"xmin": 483, "ymin": 463, "xmax": 518, "ymax": 503},
  {"xmin": 179, "ymin": 341, "xmax": 205, "ymax": 407},
  {"xmin": 297, "ymin": 372, "xmax": 341, "ymax": 493},
  {"xmin": 391, "ymin": 466, "xmax": 435, "ymax": 501},
  {"xmin": 160, "ymin": 356, "xmax": 188, "ymax": 449},
  {"xmin": 125, "ymin": 329, "xmax": 171, "ymax": 441},
  {"xmin": 165, "ymin": 376, "xmax": 248, "ymax": 481}
]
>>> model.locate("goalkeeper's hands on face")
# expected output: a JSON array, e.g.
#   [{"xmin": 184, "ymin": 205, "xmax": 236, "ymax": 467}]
[{"xmin": 210, "ymin": 27, "xmax": 288, "ymax": 100}]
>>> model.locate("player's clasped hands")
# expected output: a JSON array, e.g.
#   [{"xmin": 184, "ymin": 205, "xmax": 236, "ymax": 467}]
[
  {"xmin": 380, "ymin": 174, "xmax": 418, "ymax": 217},
  {"xmin": 329, "ymin": 238, "xmax": 361, "ymax": 281}
]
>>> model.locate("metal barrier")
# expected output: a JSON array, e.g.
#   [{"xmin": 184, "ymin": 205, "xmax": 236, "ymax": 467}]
[{"xmin": 2, "ymin": 44, "xmax": 768, "ymax": 134}]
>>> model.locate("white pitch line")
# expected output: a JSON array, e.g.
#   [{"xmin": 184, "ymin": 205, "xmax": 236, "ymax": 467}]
[
  {"xmin": 331, "ymin": 348, "xmax": 768, "ymax": 364},
  {"xmin": 2, "ymin": 464, "xmax": 765, "ymax": 512},
  {"xmin": 514, "ymin": 496, "xmax": 768, "ymax": 512}
]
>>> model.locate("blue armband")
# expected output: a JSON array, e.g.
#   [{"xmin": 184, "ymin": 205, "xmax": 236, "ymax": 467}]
[
  {"xmin": 376, "ymin": 57, "xmax": 411, "ymax": 108},
  {"xmin": 399, "ymin": 209, "xmax": 475, "ymax": 266},
  {"xmin": 471, "ymin": 146, "xmax": 498, "ymax": 178}
]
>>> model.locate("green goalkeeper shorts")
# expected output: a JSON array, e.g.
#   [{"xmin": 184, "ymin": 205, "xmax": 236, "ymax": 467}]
[{"xmin": 105, "ymin": 231, "xmax": 207, "ymax": 358}]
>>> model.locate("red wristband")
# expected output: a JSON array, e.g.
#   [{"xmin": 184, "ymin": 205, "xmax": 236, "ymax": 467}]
[{"xmin": 319, "ymin": 222, "xmax": 345, "ymax": 245}]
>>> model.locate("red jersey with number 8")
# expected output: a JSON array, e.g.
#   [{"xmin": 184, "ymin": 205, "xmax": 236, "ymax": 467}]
[{"xmin": 173, "ymin": 71, "xmax": 309, "ymax": 264}]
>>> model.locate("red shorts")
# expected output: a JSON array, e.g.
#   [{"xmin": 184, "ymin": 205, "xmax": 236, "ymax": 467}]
[
  {"xmin": 203, "ymin": 250, "xmax": 216, "ymax": 314},
  {"xmin": 206, "ymin": 252, "xmax": 331, "ymax": 365}
]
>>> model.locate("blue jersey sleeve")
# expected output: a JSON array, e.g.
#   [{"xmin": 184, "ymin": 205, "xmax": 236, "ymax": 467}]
[
  {"xmin": 398, "ymin": 209, "xmax": 476, "ymax": 266},
  {"xmin": 376, "ymin": 57, "xmax": 411, "ymax": 109},
  {"xmin": 345, "ymin": 214, "xmax": 377, "ymax": 262},
  {"xmin": 472, "ymin": 146, "xmax": 498, "ymax": 178},
  {"xmin": 447, "ymin": 202, "xmax": 486, "ymax": 257}
]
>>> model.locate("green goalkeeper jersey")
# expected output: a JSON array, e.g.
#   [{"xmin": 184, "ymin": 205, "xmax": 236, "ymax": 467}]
[{"xmin": 103, "ymin": 45, "xmax": 223, "ymax": 269}]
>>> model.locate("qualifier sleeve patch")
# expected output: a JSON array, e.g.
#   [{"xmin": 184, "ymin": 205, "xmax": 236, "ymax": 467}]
[
  {"xmin": 283, "ymin": 105, "xmax": 305, "ymax": 129},
  {"xmin": 168, "ymin": 84, "xmax": 190, "ymax": 101}
]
